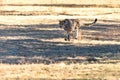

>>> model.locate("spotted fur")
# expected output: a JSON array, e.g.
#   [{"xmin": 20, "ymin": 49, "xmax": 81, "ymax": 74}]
[{"xmin": 59, "ymin": 18, "xmax": 97, "ymax": 41}]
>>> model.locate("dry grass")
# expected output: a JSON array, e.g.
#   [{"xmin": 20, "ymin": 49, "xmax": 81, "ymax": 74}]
[
  {"xmin": 1, "ymin": 0, "xmax": 120, "ymax": 4},
  {"xmin": 0, "ymin": 63, "xmax": 120, "ymax": 80},
  {"xmin": 0, "ymin": 1, "xmax": 120, "ymax": 80},
  {"xmin": 0, "ymin": 16, "xmax": 120, "ymax": 79}
]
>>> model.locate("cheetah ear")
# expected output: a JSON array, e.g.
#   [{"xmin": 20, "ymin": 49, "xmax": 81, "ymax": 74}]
[{"xmin": 59, "ymin": 20, "xmax": 62, "ymax": 22}]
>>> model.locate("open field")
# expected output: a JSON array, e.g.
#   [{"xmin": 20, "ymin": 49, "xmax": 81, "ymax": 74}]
[
  {"xmin": 0, "ymin": 15, "xmax": 120, "ymax": 64},
  {"xmin": 0, "ymin": 16, "xmax": 120, "ymax": 79},
  {"xmin": 0, "ymin": 1, "xmax": 120, "ymax": 80}
]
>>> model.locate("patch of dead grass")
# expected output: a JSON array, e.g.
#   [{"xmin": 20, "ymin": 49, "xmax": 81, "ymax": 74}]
[{"xmin": 0, "ymin": 63, "xmax": 120, "ymax": 80}]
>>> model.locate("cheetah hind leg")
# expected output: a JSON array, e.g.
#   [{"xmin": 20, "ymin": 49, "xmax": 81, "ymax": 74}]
[{"xmin": 73, "ymin": 28, "xmax": 79, "ymax": 40}]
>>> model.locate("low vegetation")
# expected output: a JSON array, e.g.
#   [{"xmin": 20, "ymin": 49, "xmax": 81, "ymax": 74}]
[{"xmin": 0, "ymin": 63, "xmax": 120, "ymax": 80}]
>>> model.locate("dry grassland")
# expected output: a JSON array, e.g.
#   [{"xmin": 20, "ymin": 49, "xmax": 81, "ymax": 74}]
[
  {"xmin": 1, "ymin": 63, "xmax": 120, "ymax": 80},
  {"xmin": 0, "ymin": 1, "xmax": 120, "ymax": 80},
  {"xmin": 1, "ymin": 0, "xmax": 120, "ymax": 4}
]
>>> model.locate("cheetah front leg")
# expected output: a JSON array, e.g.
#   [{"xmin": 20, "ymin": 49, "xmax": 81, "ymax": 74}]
[
  {"xmin": 65, "ymin": 32, "xmax": 72, "ymax": 41},
  {"xmin": 65, "ymin": 34, "xmax": 70, "ymax": 41}
]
